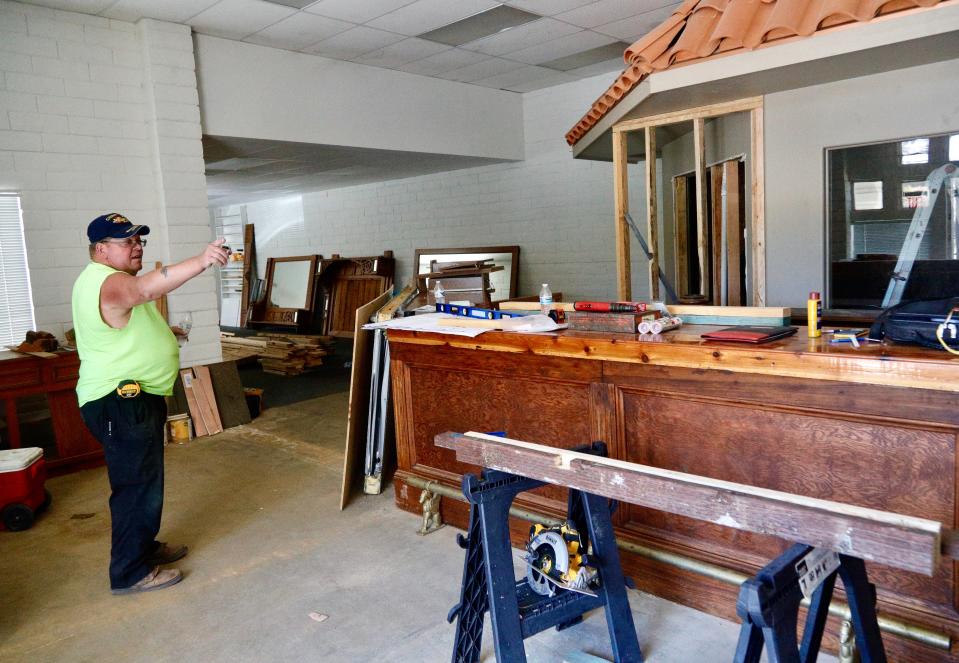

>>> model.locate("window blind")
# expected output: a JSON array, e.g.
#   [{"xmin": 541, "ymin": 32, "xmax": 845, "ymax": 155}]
[{"xmin": 0, "ymin": 195, "xmax": 36, "ymax": 346}]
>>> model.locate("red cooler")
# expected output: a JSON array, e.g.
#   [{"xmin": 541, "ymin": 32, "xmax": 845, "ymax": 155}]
[{"xmin": 0, "ymin": 447, "xmax": 50, "ymax": 531}]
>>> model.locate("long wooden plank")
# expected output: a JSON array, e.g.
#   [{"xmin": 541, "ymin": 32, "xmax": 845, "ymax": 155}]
[
  {"xmin": 613, "ymin": 129, "xmax": 631, "ymax": 301},
  {"xmin": 435, "ymin": 431, "xmax": 943, "ymax": 576},
  {"xmin": 644, "ymin": 127, "xmax": 659, "ymax": 301},
  {"xmin": 240, "ymin": 223, "xmax": 255, "ymax": 327},
  {"xmin": 614, "ymin": 96, "xmax": 764, "ymax": 133},
  {"xmin": 340, "ymin": 289, "xmax": 393, "ymax": 510},
  {"xmin": 693, "ymin": 118, "xmax": 707, "ymax": 297},
  {"xmin": 192, "ymin": 365, "xmax": 223, "ymax": 434},
  {"xmin": 751, "ymin": 107, "xmax": 766, "ymax": 306}
]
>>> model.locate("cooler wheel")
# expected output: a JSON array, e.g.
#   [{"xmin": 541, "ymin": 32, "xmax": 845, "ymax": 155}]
[{"xmin": 2, "ymin": 503, "xmax": 34, "ymax": 532}]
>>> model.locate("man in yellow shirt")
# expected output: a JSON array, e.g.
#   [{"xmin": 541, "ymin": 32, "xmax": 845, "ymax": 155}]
[{"xmin": 72, "ymin": 213, "xmax": 228, "ymax": 595}]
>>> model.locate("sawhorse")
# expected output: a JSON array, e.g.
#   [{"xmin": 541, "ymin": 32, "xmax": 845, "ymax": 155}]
[
  {"xmin": 447, "ymin": 441, "xmax": 643, "ymax": 663},
  {"xmin": 734, "ymin": 543, "xmax": 886, "ymax": 663}
]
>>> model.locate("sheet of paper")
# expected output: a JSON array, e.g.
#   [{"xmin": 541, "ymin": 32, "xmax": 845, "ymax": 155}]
[{"xmin": 362, "ymin": 313, "xmax": 565, "ymax": 337}]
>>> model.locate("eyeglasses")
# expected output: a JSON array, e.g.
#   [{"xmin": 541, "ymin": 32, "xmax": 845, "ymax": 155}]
[{"xmin": 100, "ymin": 237, "xmax": 147, "ymax": 248}]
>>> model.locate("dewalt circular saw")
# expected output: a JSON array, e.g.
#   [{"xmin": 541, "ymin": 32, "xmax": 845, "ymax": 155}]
[{"xmin": 524, "ymin": 522, "xmax": 599, "ymax": 597}]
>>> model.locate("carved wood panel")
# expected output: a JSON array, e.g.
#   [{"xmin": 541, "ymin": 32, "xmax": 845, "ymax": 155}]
[{"xmin": 619, "ymin": 387, "xmax": 957, "ymax": 616}]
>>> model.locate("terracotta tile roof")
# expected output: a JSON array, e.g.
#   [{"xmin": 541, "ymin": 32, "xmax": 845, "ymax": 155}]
[{"xmin": 565, "ymin": 0, "xmax": 948, "ymax": 147}]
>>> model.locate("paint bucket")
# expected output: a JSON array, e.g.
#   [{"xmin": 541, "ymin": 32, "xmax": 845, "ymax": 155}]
[{"xmin": 166, "ymin": 414, "xmax": 193, "ymax": 444}]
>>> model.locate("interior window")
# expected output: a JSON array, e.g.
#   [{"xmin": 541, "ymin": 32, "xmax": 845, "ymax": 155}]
[
  {"xmin": 0, "ymin": 194, "xmax": 36, "ymax": 346},
  {"xmin": 827, "ymin": 132, "xmax": 959, "ymax": 310}
]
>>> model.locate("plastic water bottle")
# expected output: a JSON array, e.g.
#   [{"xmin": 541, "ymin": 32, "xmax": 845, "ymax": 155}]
[
  {"xmin": 433, "ymin": 281, "xmax": 446, "ymax": 305},
  {"xmin": 538, "ymin": 283, "xmax": 553, "ymax": 316}
]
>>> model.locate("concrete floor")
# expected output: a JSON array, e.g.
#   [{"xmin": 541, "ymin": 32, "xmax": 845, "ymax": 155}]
[{"xmin": 0, "ymin": 392, "xmax": 836, "ymax": 662}]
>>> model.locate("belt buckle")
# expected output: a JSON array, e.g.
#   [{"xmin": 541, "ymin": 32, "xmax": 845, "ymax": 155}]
[{"xmin": 116, "ymin": 380, "xmax": 141, "ymax": 399}]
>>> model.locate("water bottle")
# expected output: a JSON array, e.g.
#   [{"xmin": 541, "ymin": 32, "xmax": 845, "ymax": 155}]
[
  {"xmin": 538, "ymin": 283, "xmax": 553, "ymax": 316},
  {"xmin": 433, "ymin": 280, "xmax": 446, "ymax": 305}
]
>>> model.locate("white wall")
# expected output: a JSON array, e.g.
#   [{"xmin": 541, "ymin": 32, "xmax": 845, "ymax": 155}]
[
  {"xmin": 0, "ymin": 1, "xmax": 220, "ymax": 365},
  {"xmin": 229, "ymin": 73, "xmax": 655, "ymax": 303},
  {"xmin": 764, "ymin": 57, "xmax": 959, "ymax": 307},
  {"xmin": 194, "ymin": 35, "xmax": 524, "ymax": 161}
]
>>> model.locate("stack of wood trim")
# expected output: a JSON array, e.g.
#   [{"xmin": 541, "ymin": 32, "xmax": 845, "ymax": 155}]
[
  {"xmin": 257, "ymin": 333, "xmax": 333, "ymax": 376},
  {"xmin": 220, "ymin": 332, "xmax": 266, "ymax": 363}
]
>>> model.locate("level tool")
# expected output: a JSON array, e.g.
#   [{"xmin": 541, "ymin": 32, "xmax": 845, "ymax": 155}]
[{"xmin": 434, "ymin": 303, "xmax": 526, "ymax": 320}]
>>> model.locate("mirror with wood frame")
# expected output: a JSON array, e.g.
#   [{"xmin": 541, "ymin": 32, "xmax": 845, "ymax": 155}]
[
  {"xmin": 250, "ymin": 255, "xmax": 320, "ymax": 328},
  {"xmin": 414, "ymin": 246, "xmax": 520, "ymax": 304}
]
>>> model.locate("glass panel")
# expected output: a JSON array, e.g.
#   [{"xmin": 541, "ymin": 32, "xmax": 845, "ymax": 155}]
[
  {"xmin": 853, "ymin": 182, "xmax": 883, "ymax": 210},
  {"xmin": 900, "ymin": 138, "xmax": 929, "ymax": 165},
  {"xmin": 269, "ymin": 260, "xmax": 311, "ymax": 308},
  {"xmin": 826, "ymin": 131, "xmax": 959, "ymax": 309}
]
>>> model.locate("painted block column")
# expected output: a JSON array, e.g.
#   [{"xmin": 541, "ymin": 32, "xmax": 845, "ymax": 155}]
[{"xmin": 138, "ymin": 19, "xmax": 220, "ymax": 366}]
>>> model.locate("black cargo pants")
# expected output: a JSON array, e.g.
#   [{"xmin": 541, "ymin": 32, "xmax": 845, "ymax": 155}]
[{"xmin": 80, "ymin": 390, "xmax": 166, "ymax": 589}]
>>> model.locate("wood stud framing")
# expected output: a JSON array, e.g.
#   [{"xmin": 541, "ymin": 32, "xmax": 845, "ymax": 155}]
[
  {"xmin": 612, "ymin": 97, "xmax": 765, "ymax": 305},
  {"xmin": 613, "ymin": 130, "xmax": 631, "ymax": 300},
  {"xmin": 645, "ymin": 127, "xmax": 659, "ymax": 301}
]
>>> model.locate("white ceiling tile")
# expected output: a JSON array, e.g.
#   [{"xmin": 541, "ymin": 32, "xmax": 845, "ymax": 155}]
[
  {"xmin": 592, "ymin": 3, "xmax": 678, "ymax": 41},
  {"xmin": 189, "ymin": 0, "xmax": 296, "ymax": 41},
  {"xmin": 507, "ymin": 29, "xmax": 615, "ymax": 65},
  {"xmin": 101, "ymin": 0, "xmax": 220, "ymax": 23},
  {"xmin": 394, "ymin": 48, "xmax": 489, "ymax": 76},
  {"xmin": 503, "ymin": 0, "xmax": 597, "ymax": 15},
  {"xmin": 17, "ymin": 0, "xmax": 114, "ymax": 13},
  {"xmin": 366, "ymin": 0, "xmax": 499, "ymax": 37},
  {"xmin": 351, "ymin": 37, "xmax": 450, "ymax": 68},
  {"xmin": 560, "ymin": 57, "xmax": 625, "ymax": 79},
  {"xmin": 244, "ymin": 12, "xmax": 354, "ymax": 50},
  {"xmin": 460, "ymin": 17, "xmax": 581, "ymax": 56},
  {"xmin": 509, "ymin": 70, "xmax": 576, "ymax": 92},
  {"xmin": 556, "ymin": 0, "xmax": 675, "ymax": 29},
  {"xmin": 303, "ymin": 25, "xmax": 406, "ymax": 59},
  {"xmin": 471, "ymin": 64, "xmax": 570, "ymax": 90},
  {"xmin": 303, "ymin": 0, "xmax": 417, "ymax": 24},
  {"xmin": 434, "ymin": 56, "xmax": 525, "ymax": 83}
]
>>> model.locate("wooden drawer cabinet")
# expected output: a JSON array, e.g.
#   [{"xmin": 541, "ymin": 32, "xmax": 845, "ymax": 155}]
[{"xmin": 0, "ymin": 351, "xmax": 102, "ymax": 474}]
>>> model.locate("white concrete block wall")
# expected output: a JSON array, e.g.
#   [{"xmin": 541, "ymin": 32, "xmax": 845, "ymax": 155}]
[
  {"xmin": 233, "ymin": 74, "xmax": 654, "ymax": 303},
  {"xmin": 0, "ymin": 1, "xmax": 219, "ymax": 366}
]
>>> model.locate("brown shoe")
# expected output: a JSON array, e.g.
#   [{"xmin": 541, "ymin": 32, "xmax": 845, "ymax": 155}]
[
  {"xmin": 112, "ymin": 566, "xmax": 182, "ymax": 595},
  {"xmin": 148, "ymin": 542, "xmax": 188, "ymax": 565}
]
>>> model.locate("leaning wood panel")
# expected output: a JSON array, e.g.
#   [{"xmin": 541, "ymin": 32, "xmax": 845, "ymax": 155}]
[
  {"xmin": 674, "ymin": 176, "xmax": 689, "ymax": 298},
  {"xmin": 436, "ymin": 431, "xmax": 943, "ymax": 576},
  {"xmin": 340, "ymin": 289, "xmax": 392, "ymax": 509},
  {"xmin": 645, "ymin": 127, "xmax": 659, "ymax": 300},
  {"xmin": 613, "ymin": 129, "xmax": 631, "ymax": 300},
  {"xmin": 694, "ymin": 118, "xmax": 707, "ymax": 296},
  {"xmin": 724, "ymin": 160, "xmax": 745, "ymax": 306},
  {"xmin": 710, "ymin": 163, "xmax": 723, "ymax": 304}
]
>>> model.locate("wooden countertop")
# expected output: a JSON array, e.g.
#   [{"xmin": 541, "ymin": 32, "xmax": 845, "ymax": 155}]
[{"xmin": 387, "ymin": 325, "xmax": 959, "ymax": 393}]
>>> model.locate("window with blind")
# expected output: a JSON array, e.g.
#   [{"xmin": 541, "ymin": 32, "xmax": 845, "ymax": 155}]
[{"xmin": 0, "ymin": 195, "xmax": 36, "ymax": 346}]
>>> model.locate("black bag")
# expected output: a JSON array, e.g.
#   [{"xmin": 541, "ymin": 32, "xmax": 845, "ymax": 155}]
[{"xmin": 869, "ymin": 297, "xmax": 959, "ymax": 350}]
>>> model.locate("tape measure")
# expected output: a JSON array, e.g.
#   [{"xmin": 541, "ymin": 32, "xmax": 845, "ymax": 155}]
[{"xmin": 116, "ymin": 380, "xmax": 141, "ymax": 398}]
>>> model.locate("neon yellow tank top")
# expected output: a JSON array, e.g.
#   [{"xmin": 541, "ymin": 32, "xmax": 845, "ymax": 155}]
[{"xmin": 71, "ymin": 262, "xmax": 179, "ymax": 406}]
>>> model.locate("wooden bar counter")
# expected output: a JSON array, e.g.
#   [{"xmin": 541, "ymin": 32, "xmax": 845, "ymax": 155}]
[{"xmin": 388, "ymin": 326, "xmax": 959, "ymax": 661}]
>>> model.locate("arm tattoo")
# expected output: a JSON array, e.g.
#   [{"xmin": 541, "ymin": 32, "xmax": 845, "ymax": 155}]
[{"xmin": 161, "ymin": 266, "xmax": 169, "ymax": 278}]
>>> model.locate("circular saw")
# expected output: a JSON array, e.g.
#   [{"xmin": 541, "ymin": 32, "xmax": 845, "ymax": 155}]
[{"xmin": 524, "ymin": 522, "xmax": 598, "ymax": 597}]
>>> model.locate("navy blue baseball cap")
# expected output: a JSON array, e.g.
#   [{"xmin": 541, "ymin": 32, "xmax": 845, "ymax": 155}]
[{"xmin": 87, "ymin": 213, "xmax": 150, "ymax": 243}]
